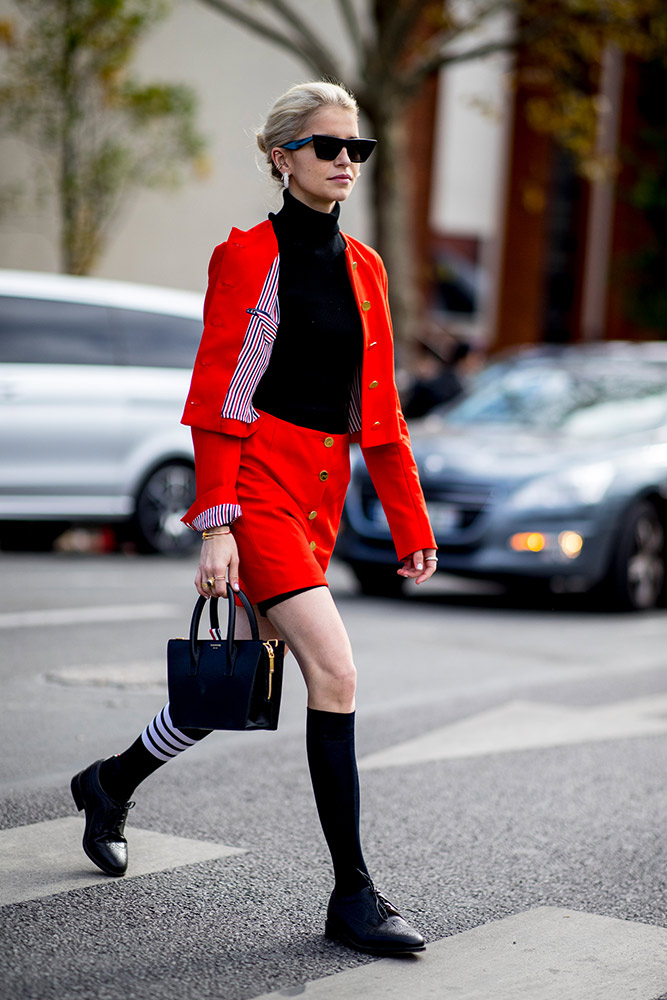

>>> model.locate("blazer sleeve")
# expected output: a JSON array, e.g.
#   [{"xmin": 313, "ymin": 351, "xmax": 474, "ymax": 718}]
[
  {"xmin": 361, "ymin": 393, "xmax": 436, "ymax": 562},
  {"xmin": 181, "ymin": 427, "xmax": 242, "ymax": 530},
  {"xmin": 181, "ymin": 241, "xmax": 243, "ymax": 531}
]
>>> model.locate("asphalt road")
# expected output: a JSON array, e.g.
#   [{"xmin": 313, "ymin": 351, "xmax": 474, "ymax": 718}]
[{"xmin": 2, "ymin": 552, "xmax": 667, "ymax": 999}]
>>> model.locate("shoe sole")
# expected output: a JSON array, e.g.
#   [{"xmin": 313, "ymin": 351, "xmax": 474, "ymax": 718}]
[
  {"xmin": 325, "ymin": 920, "xmax": 426, "ymax": 955},
  {"xmin": 71, "ymin": 772, "xmax": 127, "ymax": 878}
]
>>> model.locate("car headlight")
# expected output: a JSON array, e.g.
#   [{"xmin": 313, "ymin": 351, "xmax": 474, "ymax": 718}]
[{"xmin": 509, "ymin": 461, "xmax": 615, "ymax": 511}]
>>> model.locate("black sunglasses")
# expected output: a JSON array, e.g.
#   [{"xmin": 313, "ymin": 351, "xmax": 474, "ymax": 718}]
[{"xmin": 281, "ymin": 134, "xmax": 377, "ymax": 163}]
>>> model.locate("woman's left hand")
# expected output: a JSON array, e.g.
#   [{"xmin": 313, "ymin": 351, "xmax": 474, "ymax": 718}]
[{"xmin": 397, "ymin": 548, "xmax": 437, "ymax": 585}]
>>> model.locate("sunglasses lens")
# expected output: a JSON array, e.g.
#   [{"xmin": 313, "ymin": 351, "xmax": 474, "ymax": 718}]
[
  {"xmin": 311, "ymin": 136, "xmax": 377, "ymax": 162},
  {"xmin": 349, "ymin": 140, "xmax": 376, "ymax": 163},
  {"xmin": 311, "ymin": 136, "xmax": 342, "ymax": 160}
]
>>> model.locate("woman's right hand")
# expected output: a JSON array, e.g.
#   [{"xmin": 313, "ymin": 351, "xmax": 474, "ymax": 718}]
[{"xmin": 195, "ymin": 533, "xmax": 240, "ymax": 599}]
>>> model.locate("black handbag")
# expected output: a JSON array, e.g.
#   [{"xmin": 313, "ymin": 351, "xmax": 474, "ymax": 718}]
[{"xmin": 167, "ymin": 589, "xmax": 285, "ymax": 731}]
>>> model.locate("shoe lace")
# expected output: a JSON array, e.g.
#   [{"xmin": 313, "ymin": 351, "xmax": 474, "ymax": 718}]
[
  {"xmin": 111, "ymin": 800, "xmax": 135, "ymax": 835},
  {"xmin": 357, "ymin": 870, "xmax": 398, "ymax": 921}
]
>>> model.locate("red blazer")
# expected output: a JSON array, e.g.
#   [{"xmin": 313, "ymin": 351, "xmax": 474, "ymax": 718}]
[{"xmin": 181, "ymin": 219, "xmax": 436, "ymax": 561}]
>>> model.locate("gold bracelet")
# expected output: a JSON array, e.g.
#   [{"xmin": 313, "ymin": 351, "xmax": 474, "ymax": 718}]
[{"xmin": 202, "ymin": 526, "xmax": 231, "ymax": 539}]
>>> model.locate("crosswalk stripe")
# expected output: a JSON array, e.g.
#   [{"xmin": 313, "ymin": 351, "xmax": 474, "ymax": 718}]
[
  {"xmin": 0, "ymin": 603, "xmax": 178, "ymax": 629},
  {"xmin": 254, "ymin": 906, "xmax": 667, "ymax": 1000},
  {"xmin": 2, "ymin": 819, "xmax": 666, "ymax": 1000},
  {"xmin": 0, "ymin": 817, "xmax": 245, "ymax": 906},
  {"xmin": 359, "ymin": 695, "xmax": 667, "ymax": 770}
]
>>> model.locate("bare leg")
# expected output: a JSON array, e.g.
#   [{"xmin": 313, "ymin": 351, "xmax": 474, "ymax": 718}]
[{"xmin": 266, "ymin": 587, "xmax": 356, "ymax": 712}]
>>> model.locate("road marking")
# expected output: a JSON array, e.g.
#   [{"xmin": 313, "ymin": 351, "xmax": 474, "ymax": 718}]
[
  {"xmin": 0, "ymin": 817, "xmax": 245, "ymax": 906},
  {"xmin": 255, "ymin": 907, "xmax": 667, "ymax": 1000},
  {"xmin": 46, "ymin": 660, "xmax": 166, "ymax": 689},
  {"xmin": 359, "ymin": 694, "xmax": 667, "ymax": 770},
  {"xmin": 0, "ymin": 603, "xmax": 178, "ymax": 629}
]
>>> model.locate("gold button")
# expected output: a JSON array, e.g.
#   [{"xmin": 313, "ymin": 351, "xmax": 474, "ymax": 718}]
[
  {"xmin": 351, "ymin": 261, "xmax": 358, "ymax": 271},
  {"xmin": 310, "ymin": 541, "xmax": 317, "ymax": 551},
  {"xmin": 369, "ymin": 380, "xmax": 378, "ymax": 389},
  {"xmin": 324, "ymin": 436, "xmax": 334, "ymax": 448},
  {"xmin": 368, "ymin": 341, "xmax": 377, "ymax": 349},
  {"xmin": 319, "ymin": 470, "xmax": 329, "ymax": 482},
  {"xmin": 308, "ymin": 511, "xmax": 317, "ymax": 520},
  {"xmin": 373, "ymin": 421, "xmax": 381, "ymax": 428},
  {"xmin": 362, "ymin": 300, "xmax": 371, "ymax": 311}
]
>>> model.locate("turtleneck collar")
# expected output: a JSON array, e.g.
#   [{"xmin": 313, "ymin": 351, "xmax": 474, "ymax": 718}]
[{"xmin": 270, "ymin": 189, "xmax": 341, "ymax": 247}]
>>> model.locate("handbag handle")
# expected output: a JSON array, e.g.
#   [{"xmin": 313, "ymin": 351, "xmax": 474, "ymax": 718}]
[
  {"xmin": 209, "ymin": 588, "xmax": 259, "ymax": 641},
  {"xmin": 188, "ymin": 588, "xmax": 259, "ymax": 675}
]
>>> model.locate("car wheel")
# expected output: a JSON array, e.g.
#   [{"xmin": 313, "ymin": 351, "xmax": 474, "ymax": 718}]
[
  {"xmin": 607, "ymin": 500, "xmax": 665, "ymax": 610},
  {"xmin": 132, "ymin": 462, "xmax": 199, "ymax": 555},
  {"xmin": 350, "ymin": 561, "xmax": 405, "ymax": 598}
]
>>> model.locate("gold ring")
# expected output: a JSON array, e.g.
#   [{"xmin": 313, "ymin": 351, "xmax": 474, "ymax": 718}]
[
  {"xmin": 205, "ymin": 577, "xmax": 215, "ymax": 588},
  {"xmin": 425, "ymin": 557, "xmax": 438, "ymax": 563}
]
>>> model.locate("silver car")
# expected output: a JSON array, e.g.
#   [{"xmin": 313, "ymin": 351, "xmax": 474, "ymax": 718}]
[
  {"xmin": 0, "ymin": 270, "xmax": 203, "ymax": 553},
  {"xmin": 338, "ymin": 343, "xmax": 667, "ymax": 611}
]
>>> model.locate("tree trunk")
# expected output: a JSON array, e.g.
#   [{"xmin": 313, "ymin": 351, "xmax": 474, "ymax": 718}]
[
  {"xmin": 60, "ymin": 130, "xmax": 79, "ymax": 274},
  {"xmin": 59, "ymin": 0, "xmax": 80, "ymax": 274},
  {"xmin": 367, "ymin": 106, "xmax": 419, "ymax": 348}
]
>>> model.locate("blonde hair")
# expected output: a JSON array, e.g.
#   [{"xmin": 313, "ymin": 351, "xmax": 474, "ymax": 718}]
[{"xmin": 257, "ymin": 81, "xmax": 359, "ymax": 183}]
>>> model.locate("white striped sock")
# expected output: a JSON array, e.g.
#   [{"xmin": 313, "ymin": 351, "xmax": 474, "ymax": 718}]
[{"xmin": 141, "ymin": 704, "xmax": 200, "ymax": 762}]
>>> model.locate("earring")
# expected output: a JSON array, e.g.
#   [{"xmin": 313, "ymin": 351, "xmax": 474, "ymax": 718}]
[{"xmin": 283, "ymin": 172, "xmax": 290, "ymax": 189}]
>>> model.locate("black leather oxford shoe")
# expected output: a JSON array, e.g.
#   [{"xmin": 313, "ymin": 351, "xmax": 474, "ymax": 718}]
[
  {"xmin": 71, "ymin": 760, "xmax": 133, "ymax": 876},
  {"xmin": 325, "ymin": 875, "xmax": 426, "ymax": 955}
]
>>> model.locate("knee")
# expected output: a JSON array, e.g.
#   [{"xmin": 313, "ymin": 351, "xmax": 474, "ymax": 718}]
[
  {"xmin": 330, "ymin": 660, "xmax": 357, "ymax": 702},
  {"xmin": 310, "ymin": 655, "xmax": 357, "ymax": 706}
]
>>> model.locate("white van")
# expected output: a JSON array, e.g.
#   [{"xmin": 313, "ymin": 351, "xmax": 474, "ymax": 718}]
[{"xmin": 0, "ymin": 270, "xmax": 204, "ymax": 553}]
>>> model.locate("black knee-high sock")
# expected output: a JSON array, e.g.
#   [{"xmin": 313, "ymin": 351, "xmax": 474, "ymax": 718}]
[
  {"xmin": 98, "ymin": 703, "xmax": 211, "ymax": 803},
  {"xmin": 306, "ymin": 707, "xmax": 369, "ymax": 896}
]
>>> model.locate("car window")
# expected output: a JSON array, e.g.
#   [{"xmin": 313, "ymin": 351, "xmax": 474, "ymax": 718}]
[
  {"xmin": 445, "ymin": 367, "xmax": 575, "ymax": 426},
  {"xmin": 113, "ymin": 309, "xmax": 201, "ymax": 369},
  {"xmin": 0, "ymin": 296, "xmax": 115, "ymax": 364},
  {"xmin": 445, "ymin": 362, "xmax": 667, "ymax": 435},
  {"xmin": 563, "ymin": 392, "xmax": 667, "ymax": 438}
]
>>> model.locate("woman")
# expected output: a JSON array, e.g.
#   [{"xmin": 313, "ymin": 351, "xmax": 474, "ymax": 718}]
[{"xmin": 71, "ymin": 81, "xmax": 437, "ymax": 956}]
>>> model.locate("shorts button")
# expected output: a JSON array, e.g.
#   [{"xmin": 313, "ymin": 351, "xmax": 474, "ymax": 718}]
[
  {"xmin": 351, "ymin": 261, "xmax": 358, "ymax": 271},
  {"xmin": 308, "ymin": 511, "xmax": 317, "ymax": 520},
  {"xmin": 362, "ymin": 300, "xmax": 371, "ymax": 311},
  {"xmin": 368, "ymin": 380, "xmax": 378, "ymax": 389},
  {"xmin": 319, "ymin": 470, "xmax": 329, "ymax": 482},
  {"xmin": 373, "ymin": 421, "xmax": 381, "ymax": 427},
  {"xmin": 324, "ymin": 436, "xmax": 334, "ymax": 448},
  {"xmin": 309, "ymin": 541, "xmax": 317, "ymax": 551}
]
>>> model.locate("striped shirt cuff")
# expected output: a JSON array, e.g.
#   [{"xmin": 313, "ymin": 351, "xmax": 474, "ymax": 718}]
[{"xmin": 190, "ymin": 503, "xmax": 242, "ymax": 531}]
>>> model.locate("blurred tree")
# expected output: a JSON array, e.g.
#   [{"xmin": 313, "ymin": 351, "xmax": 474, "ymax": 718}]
[
  {"xmin": 197, "ymin": 0, "xmax": 667, "ymax": 340},
  {"xmin": 621, "ymin": 60, "xmax": 667, "ymax": 334},
  {"xmin": 0, "ymin": 0, "xmax": 205, "ymax": 274},
  {"xmin": 518, "ymin": 0, "xmax": 667, "ymax": 179}
]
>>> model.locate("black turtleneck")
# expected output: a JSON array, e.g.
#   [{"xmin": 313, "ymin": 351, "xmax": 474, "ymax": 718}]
[{"xmin": 252, "ymin": 190, "xmax": 363, "ymax": 434}]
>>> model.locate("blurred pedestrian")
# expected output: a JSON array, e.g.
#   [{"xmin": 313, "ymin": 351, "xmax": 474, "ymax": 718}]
[
  {"xmin": 403, "ymin": 328, "xmax": 471, "ymax": 419},
  {"xmin": 71, "ymin": 81, "xmax": 436, "ymax": 955}
]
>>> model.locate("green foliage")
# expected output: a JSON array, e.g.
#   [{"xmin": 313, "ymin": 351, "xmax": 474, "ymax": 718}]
[
  {"xmin": 0, "ymin": 0, "xmax": 205, "ymax": 274},
  {"xmin": 517, "ymin": 0, "xmax": 667, "ymax": 174}
]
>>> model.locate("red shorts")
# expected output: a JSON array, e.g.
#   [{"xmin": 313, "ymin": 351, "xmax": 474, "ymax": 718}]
[{"xmin": 233, "ymin": 410, "xmax": 350, "ymax": 606}]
